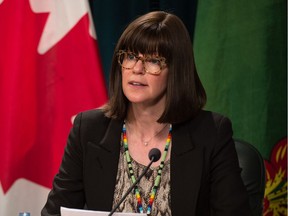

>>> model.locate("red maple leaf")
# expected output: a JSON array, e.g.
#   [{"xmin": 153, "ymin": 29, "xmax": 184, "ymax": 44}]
[
  {"xmin": 0, "ymin": 0, "xmax": 107, "ymax": 193},
  {"xmin": 263, "ymin": 138, "xmax": 287, "ymax": 216}
]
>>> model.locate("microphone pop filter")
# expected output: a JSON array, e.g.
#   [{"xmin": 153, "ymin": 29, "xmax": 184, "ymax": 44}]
[{"xmin": 148, "ymin": 148, "xmax": 161, "ymax": 162}]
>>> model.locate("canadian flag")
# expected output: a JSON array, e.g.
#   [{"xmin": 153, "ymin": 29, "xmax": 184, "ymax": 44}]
[{"xmin": 0, "ymin": 0, "xmax": 108, "ymax": 215}]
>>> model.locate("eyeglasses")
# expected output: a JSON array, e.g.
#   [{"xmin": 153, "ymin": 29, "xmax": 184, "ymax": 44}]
[{"xmin": 117, "ymin": 50, "xmax": 167, "ymax": 75}]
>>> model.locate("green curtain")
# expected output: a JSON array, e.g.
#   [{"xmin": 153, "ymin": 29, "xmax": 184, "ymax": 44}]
[{"xmin": 193, "ymin": 0, "xmax": 287, "ymax": 158}]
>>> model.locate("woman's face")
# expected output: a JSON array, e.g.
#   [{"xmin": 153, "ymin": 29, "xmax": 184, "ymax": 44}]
[{"xmin": 121, "ymin": 52, "xmax": 168, "ymax": 107}]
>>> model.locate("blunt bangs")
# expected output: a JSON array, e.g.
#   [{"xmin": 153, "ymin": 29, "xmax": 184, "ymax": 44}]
[{"xmin": 119, "ymin": 17, "xmax": 172, "ymax": 62}]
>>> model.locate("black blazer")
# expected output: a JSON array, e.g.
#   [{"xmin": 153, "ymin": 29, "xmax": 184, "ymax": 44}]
[{"xmin": 41, "ymin": 109, "xmax": 251, "ymax": 216}]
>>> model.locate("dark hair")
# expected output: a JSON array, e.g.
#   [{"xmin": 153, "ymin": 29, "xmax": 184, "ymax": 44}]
[{"xmin": 103, "ymin": 11, "xmax": 206, "ymax": 124}]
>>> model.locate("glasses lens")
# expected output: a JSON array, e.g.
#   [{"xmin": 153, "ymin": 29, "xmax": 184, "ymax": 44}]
[
  {"xmin": 119, "ymin": 52, "xmax": 137, "ymax": 69},
  {"xmin": 144, "ymin": 57, "xmax": 162, "ymax": 74}
]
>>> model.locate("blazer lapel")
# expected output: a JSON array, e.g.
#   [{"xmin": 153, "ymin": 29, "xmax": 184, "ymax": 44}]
[
  {"xmin": 85, "ymin": 118, "xmax": 123, "ymax": 211},
  {"xmin": 171, "ymin": 121, "xmax": 203, "ymax": 215}
]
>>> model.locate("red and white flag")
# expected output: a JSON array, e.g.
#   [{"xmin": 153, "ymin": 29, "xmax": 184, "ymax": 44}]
[{"xmin": 0, "ymin": 0, "xmax": 108, "ymax": 215}]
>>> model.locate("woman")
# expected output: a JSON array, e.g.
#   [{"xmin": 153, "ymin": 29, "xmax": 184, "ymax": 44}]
[{"xmin": 42, "ymin": 11, "xmax": 251, "ymax": 216}]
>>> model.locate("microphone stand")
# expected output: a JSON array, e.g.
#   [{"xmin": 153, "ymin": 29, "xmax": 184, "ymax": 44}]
[{"xmin": 108, "ymin": 156, "xmax": 155, "ymax": 216}]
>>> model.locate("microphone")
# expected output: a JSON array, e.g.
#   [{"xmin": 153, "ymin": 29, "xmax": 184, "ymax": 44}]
[
  {"xmin": 108, "ymin": 148, "xmax": 161, "ymax": 216},
  {"xmin": 148, "ymin": 148, "xmax": 161, "ymax": 162}
]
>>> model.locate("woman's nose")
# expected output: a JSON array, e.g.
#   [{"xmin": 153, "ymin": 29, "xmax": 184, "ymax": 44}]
[{"xmin": 132, "ymin": 59, "xmax": 145, "ymax": 74}]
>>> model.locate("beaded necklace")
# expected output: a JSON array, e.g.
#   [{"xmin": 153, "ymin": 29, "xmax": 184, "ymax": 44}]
[{"xmin": 122, "ymin": 123, "xmax": 172, "ymax": 214}]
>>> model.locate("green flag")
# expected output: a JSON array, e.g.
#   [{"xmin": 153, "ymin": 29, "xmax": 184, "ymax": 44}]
[{"xmin": 193, "ymin": 1, "xmax": 287, "ymax": 215}]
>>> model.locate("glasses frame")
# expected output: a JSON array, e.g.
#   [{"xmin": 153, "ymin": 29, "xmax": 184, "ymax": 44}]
[{"xmin": 117, "ymin": 50, "xmax": 167, "ymax": 75}]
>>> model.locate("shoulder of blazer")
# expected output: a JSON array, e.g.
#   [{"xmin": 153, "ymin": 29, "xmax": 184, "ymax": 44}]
[
  {"xmin": 172, "ymin": 110, "xmax": 232, "ymax": 151},
  {"xmin": 186, "ymin": 110, "xmax": 231, "ymax": 133},
  {"xmin": 75, "ymin": 108, "xmax": 109, "ymax": 140},
  {"xmin": 75, "ymin": 108, "xmax": 123, "ymax": 153}
]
